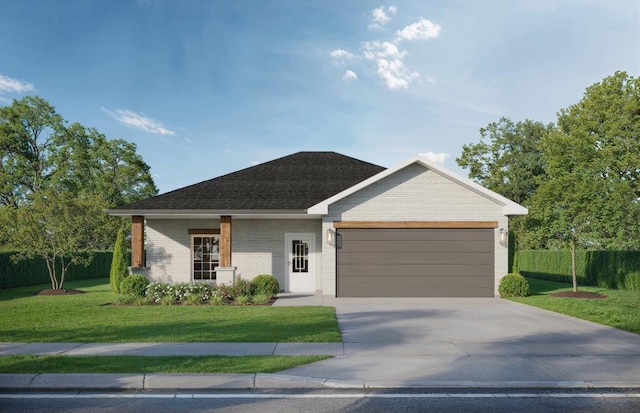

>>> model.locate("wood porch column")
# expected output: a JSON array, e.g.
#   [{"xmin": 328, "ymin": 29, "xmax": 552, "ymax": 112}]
[
  {"xmin": 131, "ymin": 216, "xmax": 145, "ymax": 267},
  {"xmin": 220, "ymin": 216, "xmax": 232, "ymax": 267}
]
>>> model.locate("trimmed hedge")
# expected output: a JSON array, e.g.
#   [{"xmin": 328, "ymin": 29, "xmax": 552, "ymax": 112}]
[
  {"xmin": 516, "ymin": 250, "xmax": 640, "ymax": 291},
  {"xmin": 0, "ymin": 251, "xmax": 118, "ymax": 290}
]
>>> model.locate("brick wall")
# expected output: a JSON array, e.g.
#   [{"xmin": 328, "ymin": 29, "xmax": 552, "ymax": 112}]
[{"xmin": 146, "ymin": 218, "xmax": 321, "ymax": 290}]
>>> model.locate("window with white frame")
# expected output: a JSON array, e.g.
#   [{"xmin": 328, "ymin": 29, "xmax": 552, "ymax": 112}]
[{"xmin": 192, "ymin": 235, "xmax": 219, "ymax": 280}]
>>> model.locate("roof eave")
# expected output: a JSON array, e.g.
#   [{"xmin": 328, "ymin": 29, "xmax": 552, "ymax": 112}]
[{"xmin": 107, "ymin": 209, "xmax": 315, "ymax": 219}]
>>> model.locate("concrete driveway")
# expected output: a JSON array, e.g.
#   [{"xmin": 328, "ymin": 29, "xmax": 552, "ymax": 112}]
[{"xmin": 275, "ymin": 295, "xmax": 640, "ymax": 386}]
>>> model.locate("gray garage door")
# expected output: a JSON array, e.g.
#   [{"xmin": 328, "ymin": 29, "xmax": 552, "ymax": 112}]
[{"xmin": 337, "ymin": 228, "xmax": 494, "ymax": 297}]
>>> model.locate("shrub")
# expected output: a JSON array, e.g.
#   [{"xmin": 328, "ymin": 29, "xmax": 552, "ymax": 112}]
[
  {"xmin": 235, "ymin": 294, "xmax": 251, "ymax": 306},
  {"xmin": 110, "ymin": 227, "xmax": 129, "ymax": 293},
  {"xmin": 146, "ymin": 282, "xmax": 170, "ymax": 304},
  {"xmin": 210, "ymin": 291, "xmax": 228, "ymax": 306},
  {"xmin": 119, "ymin": 274, "xmax": 148, "ymax": 297},
  {"xmin": 218, "ymin": 276, "xmax": 252, "ymax": 300},
  {"xmin": 251, "ymin": 274, "xmax": 279, "ymax": 298},
  {"xmin": 183, "ymin": 282, "xmax": 214, "ymax": 303},
  {"xmin": 499, "ymin": 273, "xmax": 530, "ymax": 297},
  {"xmin": 252, "ymin": 293, "xmax": 271, "ymax": 305}
]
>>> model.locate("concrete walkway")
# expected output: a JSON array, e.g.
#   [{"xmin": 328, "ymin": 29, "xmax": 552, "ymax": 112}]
[
  {"xmin": 0, "ymin": 342, "xmax": 344, "ymax": 357},
  {"xmin": 1, "ymin": 293, "xmax": 639, "ymax": 390}
]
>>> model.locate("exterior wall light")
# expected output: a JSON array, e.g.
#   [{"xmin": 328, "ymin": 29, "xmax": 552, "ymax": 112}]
[
  {"xmin": 326, "ymin": 228, "xmax": 335, "ymax": 246},
  {"xmin": 499, "ymin": 228, "xmax": 508, "ymax": 246}
]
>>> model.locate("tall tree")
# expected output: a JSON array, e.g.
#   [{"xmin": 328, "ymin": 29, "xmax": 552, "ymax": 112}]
[
  {"xmin": 54, "ymin": 123, "xmax": 158, "ymax": 207},
  {"xmin": 549, "ymin": 71, "xmax": 640, "ymax": 199},
  {"xmin": 0, "ymin": 96, "xmax": 65, "ymax": 206},
  {"xmin": 456, "ymin": 117, "xmax": 553, "ymax": 205},
  {"xmin": 524, "ymin": 72, "xmax": 640, "ymax": 288},
  {"xmin": 0, "ymin": 96, "xmax": 157, "ymax": 249},
  {"xmin": 4, "ymin": 189, "xmax": 110, "ymax": 290}
]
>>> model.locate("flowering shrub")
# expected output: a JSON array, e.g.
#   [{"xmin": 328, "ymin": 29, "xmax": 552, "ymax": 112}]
[
  {"xmin": 141, "ymin": 277, "xmax": 274, "ymax": 306},
  {"xmin": 217, "ymin": 276, "xmax": 252, "ymax": 300},
  {"xmin": 146, "ymin": 282, "xmax": 170, "ymax": 304}
]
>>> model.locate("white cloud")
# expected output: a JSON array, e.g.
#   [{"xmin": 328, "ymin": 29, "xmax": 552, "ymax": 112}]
[
  {"xmin": 329, "ymin": 7, "xmax": 440, "ymax": 90},
  {"xmin": 330, "ymin": 49, "xmax": 355, "ymax": 59},
  {"xmin": 419, "ymin": 152, "xmax": 450, "ymax": 165},
  {"xmin": 396, "ymin": 18, "xmax": 441, "ymax": 42},
  {"xmin": 0, "ymin": 74, "xmax": 35, "ymax": 93},
  {"xmin": 343, "ymin": 70, "xmax": 358, "ymax": 81},
  {"xmin": 376, "ymin": 58, "xmax": 419, "ymax": 89},
  {"xmin": 361, "ymin": 41, "xmax": 417, "ymax": 89},
  {"xmin": 362, "ymin": 41, "xmax": 407, "ymax": 60},
  {"xmin": 368, "ymin": 5, "xmax": 397, "ymax": 30},
  {"xmin": 102, "ymin": 107, "xmax": 175, "ymax": 135}
]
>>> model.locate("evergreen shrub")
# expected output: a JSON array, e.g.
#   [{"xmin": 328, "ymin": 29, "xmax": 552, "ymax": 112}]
[
  {"xmin": 119, "ymin": 274, "xmax": 148, "ymax": 297},
  {"xmin": 251, "ymin": 274, "xmax": 280, "ymax": 298},
  {"xmin": 499, "ymin": 273, "xmax": 530, "ymax": 297}
]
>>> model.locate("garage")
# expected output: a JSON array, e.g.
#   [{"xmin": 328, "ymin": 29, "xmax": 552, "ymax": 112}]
[{"xmin": 336, "ymin": 227, "xmax": 494, "ymax": 297}]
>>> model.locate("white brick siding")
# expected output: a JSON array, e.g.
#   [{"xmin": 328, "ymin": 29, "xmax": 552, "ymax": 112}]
[
  {"xmin": 146, "ymin": 219, "xmax": 220, "ymax": 284},
  {"xmin": 146, "ymin": 218, "xmax": 321, "ymax": 291},
  {"xmin": 232, "ymin": 219, "xmax": 321, "ymax": 291},
  {"xmin": 321, "ymin": 163, "xmax": 509, "ymax": 296}
]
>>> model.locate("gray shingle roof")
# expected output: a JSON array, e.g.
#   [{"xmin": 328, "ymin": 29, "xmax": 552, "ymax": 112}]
[{"xmin": 115, "ymin": 152, "xmax": 385, "ymax": 211}]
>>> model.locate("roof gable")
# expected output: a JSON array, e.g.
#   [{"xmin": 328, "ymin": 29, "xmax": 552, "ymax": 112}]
[
  {"xmin": 113, "ymin": 152, "xmax": 385, "ymax": 212},
  {"xmin": 307, "ymin": 155, "xmax": 528, "ymax": 216}
]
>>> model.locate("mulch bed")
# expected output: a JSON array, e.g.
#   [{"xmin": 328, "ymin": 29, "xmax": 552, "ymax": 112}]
[
  {"xmin": 36, "ymin": 289, "xmax": 86, "ymax": 296},
  {"xmin": 549, "ymin": 291, "xmax": 607, "ymax": 299}
]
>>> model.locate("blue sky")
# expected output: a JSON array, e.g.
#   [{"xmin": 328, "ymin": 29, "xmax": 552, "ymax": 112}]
[{"xmin": 1, "ymin": 0, "xmax": 638, "ymax": 194}]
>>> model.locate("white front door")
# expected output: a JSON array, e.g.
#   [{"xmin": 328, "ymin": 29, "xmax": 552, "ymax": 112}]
[{"xmin": 285, "ymin": 233, "xmax": 315, "ymax": 293}]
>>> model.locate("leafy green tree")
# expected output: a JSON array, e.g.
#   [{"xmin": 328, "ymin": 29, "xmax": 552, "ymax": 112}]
[
  {"xmin": 0, "ymin": 96, "xmax": 65, "ymax": 206},
  {"xmin": 524, "ymin": 71, "xmax": 640, "ymax": 289},
  {"xmin": 4, "ymin": 189, "xmax": 110, "ymax": 290},
  {"xmin": 0, "ymin": 96, "xmax": 157, "ymax": 250},
  {"xmin": 55, "ymin": 123, "xmax": 157, "ymax": 207},
  {"xmin": 110, "ymin": 226, "xmax": 129, "ymax": 293},
  {"xmin": 525, "ymin": 175, "xmax": 605, "ymax": 291},
  {"xmin": 549, "ymin": 71, "xmax": 640, "ymax": 200},
  {"xmin": 457, "ymin": 117, "xmax": 553, "ymax": 205}
]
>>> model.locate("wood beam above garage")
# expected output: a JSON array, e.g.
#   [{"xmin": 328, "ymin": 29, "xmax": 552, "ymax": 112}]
[{"xmin": 333, "ymin": 221, "xmax": 498, "ymax": 229}]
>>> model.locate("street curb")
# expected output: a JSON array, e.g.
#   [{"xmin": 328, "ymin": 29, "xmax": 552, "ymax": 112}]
[{"xmin": 1, "ymin": 374, "xmax": 639, "ymax": 391}]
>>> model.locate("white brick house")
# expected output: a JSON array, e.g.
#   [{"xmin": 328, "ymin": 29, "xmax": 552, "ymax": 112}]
[{"xmin": 109, "ymin": 152, "xmax": 527, "ymax": 297}]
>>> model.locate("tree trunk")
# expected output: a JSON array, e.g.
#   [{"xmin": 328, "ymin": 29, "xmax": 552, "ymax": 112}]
[
  {"xmin": 44, "ymin": 257, "xmax": 58, "ymax": 290},
  {"xmin": 570, "ymin": 238, "xmax": 578, "ymax": 292}
]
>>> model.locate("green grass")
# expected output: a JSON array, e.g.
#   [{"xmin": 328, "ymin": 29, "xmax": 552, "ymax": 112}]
[
  {"xmin": 509, "ymin": 278, "xmax": 640, "ymax": 334},
  {"xmin": 0, "ymin": 355, "xmax": 331, "ymax": 374},
  {"xmin": 0, "ymin": 278, "xmax": 341, "ymax": 342}
]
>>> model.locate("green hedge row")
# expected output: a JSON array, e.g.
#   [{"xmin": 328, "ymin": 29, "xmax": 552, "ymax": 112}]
[
  {"xmin": 0, "ymin": 252, "xmax": 117, "ymax": 290},
  {"xmin": 515, "ymin": 250, "xmax": 640, "ymax": 291}
]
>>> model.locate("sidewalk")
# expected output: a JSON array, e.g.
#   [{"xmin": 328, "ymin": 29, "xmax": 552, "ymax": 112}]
[
  {"xmin": 0, "ymin": 342, "xmax": 344, "ymax": 357},
  {"xmin": 1, "ymin": 341, "xmax": 639, "ymax": 391}
]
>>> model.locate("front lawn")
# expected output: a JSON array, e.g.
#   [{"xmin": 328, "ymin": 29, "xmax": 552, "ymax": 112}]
[
  {"xmin": 509, "ymin": 278, "xmax": 640, "ymax": 334},
  {"xmin": 0, "ymin": 355, "xmax": 331, "ymax": 374},
  {"xmin": 0, "ymin": 278, "xmax": 341, "ymax": 342}
]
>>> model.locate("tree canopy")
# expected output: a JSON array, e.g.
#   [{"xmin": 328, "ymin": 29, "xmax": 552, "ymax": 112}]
[
  {"xmin": 0, "ymin": 96, "xmax": 157, "ymax": 208},
  {"xmin": 458, "ymin": 71, "xmax": 640, "ymax": 282},
  {"xmin": 0, "ymin": 96, "xmax": 157, "ymax": 289},
  {"xmin": 456, "ymin": 117, "xmax": 552, "ymax": 206}
]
